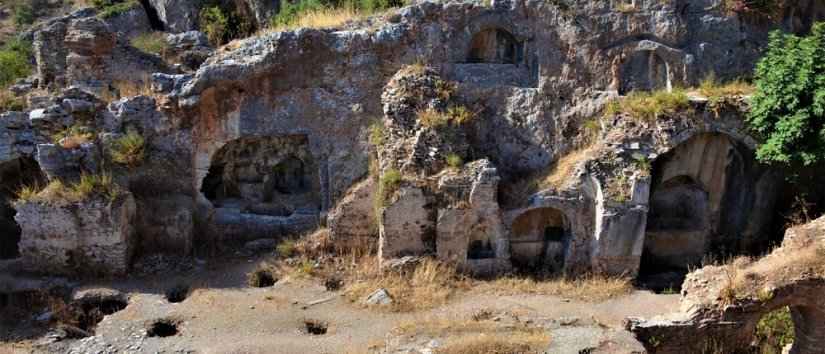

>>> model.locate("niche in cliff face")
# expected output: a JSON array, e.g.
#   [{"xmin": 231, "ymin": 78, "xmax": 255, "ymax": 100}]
[
  {"xmin": 619, "ymin": 50, "xmax": 670, "ymax": 94},
  {"xmin": 509, "ymin": 207, "xmax": 569, "ymax": 274},
  {"xmin": 0, "ymin": 157, "xmax": 46, "ymax": 260},
  {"xmin": 200, "ymin": 135, "xmax": 320, "ymax": 216},
  {"xmin": 640, "ymin": 133, "xmax": 773, "ymax": 289},
  {"xmin": 467, "ymin": 28, "xmax": 523, "ymax": 64}
]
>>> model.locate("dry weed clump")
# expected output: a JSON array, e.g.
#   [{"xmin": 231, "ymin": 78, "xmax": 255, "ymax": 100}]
[
  {"xmin": 541, "ymin": 144, "xmax": 601, "ymax": 190},
  {"xmin": 267, "ymin": 6, "xmax": 366, "ymax": 33},
  {"xmin": 477, "ymin": 274, "xmax": 633, "ymax": 302},
  {"xmin": 344, "ymin": 257, "xmax": 468, "ymax": 312},
  {"xmin": 16, "ymin": 173, "xmax": 122, "ymax": 206},
  {"xmin": 603, "ymin": 89, "xmax": 690, "ymax": 121},
  {"xmin": 394, "ymin": 316, "xmax": 550, "ymax": 354}
]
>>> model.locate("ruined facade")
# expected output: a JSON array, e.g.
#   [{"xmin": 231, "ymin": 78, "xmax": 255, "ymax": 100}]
[{"xmin": 0, "ymin": 0, "xmax": 821, "ymax": 279}]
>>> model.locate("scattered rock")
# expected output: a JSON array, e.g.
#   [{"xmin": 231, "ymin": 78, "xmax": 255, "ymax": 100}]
[{"xmin": 363, "ymin": 288, "xmax": 393, "ymax": 306}]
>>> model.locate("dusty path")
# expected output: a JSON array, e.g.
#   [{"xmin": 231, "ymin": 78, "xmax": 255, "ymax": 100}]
[{"xmin": 3, "ymin": 255, "xmax": 679, "ymax": 354}]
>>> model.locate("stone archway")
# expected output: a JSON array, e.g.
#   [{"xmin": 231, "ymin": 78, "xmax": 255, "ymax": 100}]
[
  {"xmin": 510, "ymin": 207, "xmax": 570, "ymax": 273},
  {"xmin": 467, "ymin": 28, "xmax": 523, "ymax": 64},
  {"xmin": 641, "ymin": 133, "xmax": 754, "ymax": 288},
  {"xmin": 199, "ymin": 135, "xmax": 320, "ymax": 217},
  {"xmin": 0, "ymin": 157, "xmax": 46, "ymax": 260}
]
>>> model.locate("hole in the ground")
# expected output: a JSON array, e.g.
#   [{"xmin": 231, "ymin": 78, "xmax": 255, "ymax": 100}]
[
  {"xmin": 324, "ymin": 277, "xmax": 343, "ymax": 291},
  {"xmin": 304, "ymin": 319, "xmax": 328, "ymax": 335},
  {"xmin": 165, "ymin": 284, "xmax": 190, "ymax": 303},
  {"xmin": 248, "ymin": 269, "xmax": 277, "ymax": 288},
  {"xmin": 147, "ymin": 319, "xmax": 178, "ymax": 337},
  {"xmin": 58, "ymin": 296, "xmax": 128, "ymax": 334}
]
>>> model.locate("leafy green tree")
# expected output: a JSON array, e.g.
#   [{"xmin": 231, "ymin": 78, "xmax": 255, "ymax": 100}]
[
  {"xmin": 0, "ymin": 39, "xmax": 33, "ymax": 87},
  {"xmin": 748, "ymin": 22, "xmax": 825, "ymax": 166}
]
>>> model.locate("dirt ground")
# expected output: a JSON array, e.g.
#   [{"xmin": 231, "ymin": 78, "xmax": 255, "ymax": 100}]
[{"xmin": 1, "ymin": 253, "xmax": 679, "ymax": 354}]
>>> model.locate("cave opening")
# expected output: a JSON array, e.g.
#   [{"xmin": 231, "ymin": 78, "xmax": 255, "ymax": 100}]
[
  {"xmin": 0, "ymin": 157, "xmax": 46, "ymax": 260},
  {"xmin": 509, "ymin": 207, "xmax": 569, "ymax": 275},
  {"xmin": 199, "ymin": 136, "xmax": 320, "ymax": 217},
  {"xmin": 467, "ymin": 28, "xmax": 523, "ymax": 64},
  {"xmin": 639, "ymin": 133, "xmax": 777, "ymax": 292},
  {"xmin": 138, "ymin": 0, "xmax": 165, "ymax": 31}
]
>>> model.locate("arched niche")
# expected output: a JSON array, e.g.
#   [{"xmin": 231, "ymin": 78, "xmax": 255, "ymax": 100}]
[
  {"xmin": 0, "ymin": 157, "xmax": 46, "ymax": 260},
  {"xmin": 467, "ymin": 28, "xmax": 523, "ymax": 65},
  {"xmin": 641, "ymin": 133, "xmax": 754, "ymax": 289},
  {"xmin": 619, "ymin": 50, "xmax": 670, "ymax": 94},
  {"xmin": 509, "ymin": 207, "xmax": 570, "ymax": 273},
  {"xmin": 199, "ymin": 135, "xmax": 320, "ymax": 217}
]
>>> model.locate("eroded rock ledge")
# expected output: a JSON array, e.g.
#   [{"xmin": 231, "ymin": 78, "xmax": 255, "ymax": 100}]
[{"xmin": 626, "ymin": 216, "xmax": 825, "ymax": 354}]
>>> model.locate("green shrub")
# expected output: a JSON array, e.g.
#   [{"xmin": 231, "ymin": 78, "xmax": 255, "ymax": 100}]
[
  {"xmin": 755, "ymin": 306, "xmax": 795, "ymax": 353},
  {"xmin": 368, "ymin": 121, "xmax": 385, "ymax": 147},
  {"xmin": 93, "ymin": 0, "xmax": 139, "ymax": 18},
  {"xmin": 13, "ymin": 2, "xmax": 35, "ymax": 27},
  {"xmin": 748, "ymin": 22, "xmax": 825, "ymax": 166},
  {"xmin": 199, "ymin": 2, "xmax": 255, "ymax": 46},
  {"xmin": 445, "ymin": 153, "xmax": 463, "ymax": 169},
  {"xmin": 270, "ymin": 0, "xmax": 326, "ymax": 29},
  {"xmin": 276, "ymin": 240, "xmax": 297, "ymax": 258},
  {"xmin": 0, "ymin": 39, "xmax": 33, "ymax": 88},
  {"xmin": 130, "ymin": 32, "xmax": 168, "ymax": 56},
  {"xmin": 109, "ymin": 131, "xmax": 145, "ymax": 167}
]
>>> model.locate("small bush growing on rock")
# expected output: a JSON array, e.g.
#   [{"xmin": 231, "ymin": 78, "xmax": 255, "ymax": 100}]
[
  {"xmin": 130, "ymin": 32, "xmax": 168, "ymax": 56},
  {"xmin": 52, "ymin": 125, "xmax": 95, "ymax": 149},
  {"xmin": 109, "ymin": 131, "xmax": 145, "ymax": 167},
  {"xmin": 0, "ymin": 38, "xmax": 33, "ymax": 88},
  {"xmin": 276, "ymin": 239, "xmax": 297, "ymax": 258},
  {"xmin": 12, "ymin": 1, "xmax": 35, "ymax": 27},
  {"xmin": 447, "ymin": 105, "xmax": 474, "ymax": 125},
  {"xmin": 199, "ymin": 2, "xmax": 255, "ymax": 46},
  {"xmin": 368, "ymin": 121, "xmax": 385, "ymax": 147},
  {"xmin": 604, "ymin": 89, "xmax": 690, "ymax": 121},
  {"xmin": 755, "ymin": 306, "xmax": 795, "ymax": 352},
  {"xmin": 377, "ymin": 168, "xmax": 402, "ymax": 206},
  {"xmin": 18, "ymin": 173, "xmax": 122, "ymax": 205},
  {"xmin": 445, "ymin": 153, "xmax": 463, "ymax": 169},
  {"xmin": 92, "ymin": 0, "xmax": 139, "ymax": 19},
  {"xmin": 748, "ymin": 22, "xmax": 825, "ymax": 166},
  {"xmin": 0, "ymin": 89, "xmax": 25, "ymax": 112}
]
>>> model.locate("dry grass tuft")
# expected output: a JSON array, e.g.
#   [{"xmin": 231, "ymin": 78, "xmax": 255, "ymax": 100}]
[
  {"xmin": 344, "ymin": 257, "xmax": 467, "ymax": 312},
  {"xmin": 267, "ymin": 7, "xmax": 366, "ymax": 33},
  {"xmin": 604, "ymin": 89, "xmax": 690, "ymax": 121},
  {"xmin": 394, "ymin": 317, "xmax": 550, "ymax": 354},
  {"xmin": 16, "ymin": 173, "xmax": 122, "ymax": 206},
  {"xmin": 541, "ymin": 144, "xmax": 601, "ymax": 190},
  {"xmin": 698, "ymin": 75, "xmax": 754, "ymax": 99},
  {"xmin": 477, "ymin": 274, "xmax": 633, "ymax": 302}
]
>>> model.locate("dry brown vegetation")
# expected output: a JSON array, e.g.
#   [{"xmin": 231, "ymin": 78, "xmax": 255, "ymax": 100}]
[
  {"xmin": 266, "ymin": 7, "xmax": 367, "ymax": 33},
  {"xmin": 394, "ymin": 316, "xmax": 550, "ymax": 354},
  {"xmin": 541, "ymin": 144, "xmax": 602, "ymax": 190},
  {"xmin": 16, "ymin": 173, "xmax": 122, "ymax": 206},
  {"xmin": 344, "ymin": 257, "xmax": 467, "ymax": 312},
  {"xmin": 476, "ymin": 274, "xmax": 633, "ymax": 302}
]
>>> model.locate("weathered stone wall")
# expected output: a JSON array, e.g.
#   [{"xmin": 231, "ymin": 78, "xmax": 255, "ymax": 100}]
[{"xmin": 15, "ymin": 194, "xmax": 137, "ymax": 275}]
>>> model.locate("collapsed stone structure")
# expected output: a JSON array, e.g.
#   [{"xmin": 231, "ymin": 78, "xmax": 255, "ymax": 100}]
[
  {"xmin": 0, "ymin": 0, "xmax": 822, "ymax": 280},
  {"xmin": 627, "ymin": 216, "xmax": 825, "ymax": 354}
]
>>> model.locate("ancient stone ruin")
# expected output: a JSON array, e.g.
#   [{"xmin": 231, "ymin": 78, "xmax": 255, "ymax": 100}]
[{"xmin": 1, "ymin": 0, "xmax": 824, "ymax": 352}]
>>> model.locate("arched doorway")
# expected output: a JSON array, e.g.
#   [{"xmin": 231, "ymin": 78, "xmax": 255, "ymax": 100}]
[
  {"xmin": 0, "ymin": 157, "xmax": 46, "ymax": 259},
  {"xmin": 509, "ymin": 207, "xmax": 569, "ymax": 274},
  {"xmin": 199, "ymin": 135, "xmax": 320, "ymax": 217},
  {"xmin": 641, "ymin": 133, "xmax": 753, "ymax": 290},
  {"xmin": 467, "ymin": 28, "xmax": 523, "ymax": 64}
]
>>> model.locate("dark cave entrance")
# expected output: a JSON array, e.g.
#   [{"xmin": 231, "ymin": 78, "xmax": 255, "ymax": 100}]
[
  {"xmin": 467, "ymin": 28, "xmax": 523, "ymax": 64},
  {"xmin": 638, "ymin": 133, "xmax": 774, "ymax": 292},
  {"xmin": 200, "ymin": 136, "xmax": 320, "ymax": 217},
  {"xmin": 509, "ymin": 207, "xmax": 570, "ymax": 274},
  {"xmin": 0, "ymin": 157, "xmax": 46, "ymax": 260},
  {"xmin": 138, "ymin": 0, "xmax": 165, "ymax": 31}
]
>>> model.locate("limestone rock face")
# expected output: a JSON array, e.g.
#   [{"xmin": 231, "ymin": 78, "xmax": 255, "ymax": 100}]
[
  {"xmin": 379, "ymin": 186, "xmax": 432, "ymax": 262},
  {"xmin": 15, "ymin": 193, "xmax": 138, "ymax": 275},
  {"xmin": 626, "ymin": 216, "xmax": 825, "ymax": 354},
  {"xmin": 147, "ymin": 0, "xmax": 201, "ymax": 33},
  {"xmin": 328, "ymin": 178, "xmax": 376, "ymax": 251}
]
